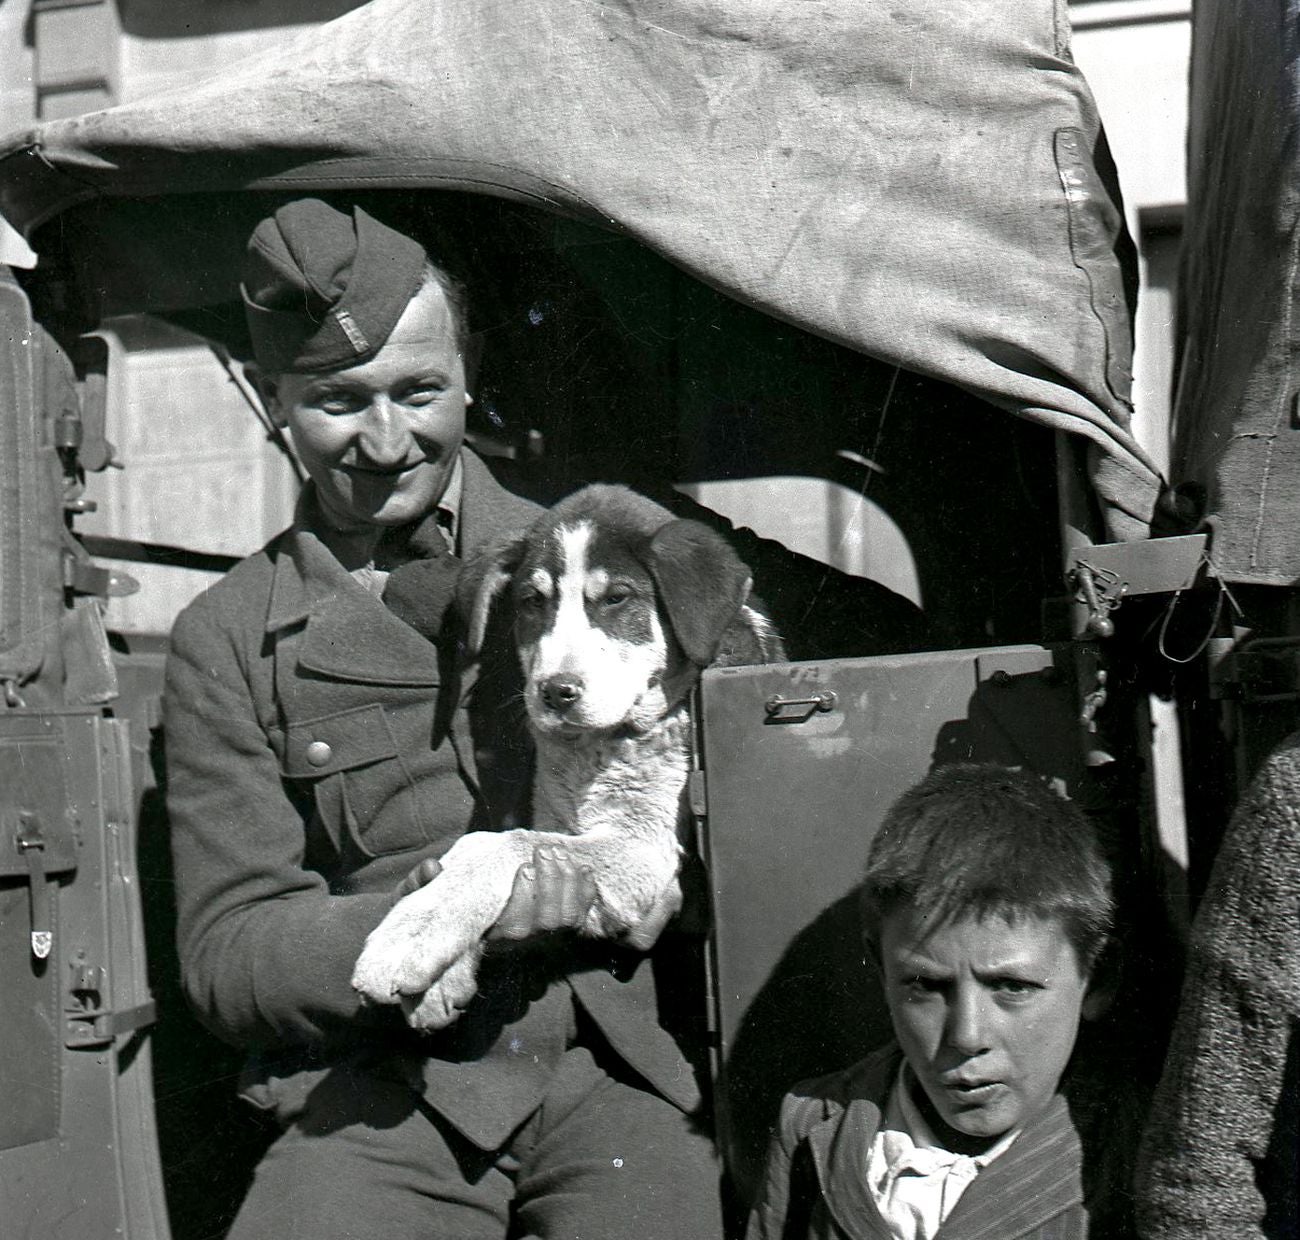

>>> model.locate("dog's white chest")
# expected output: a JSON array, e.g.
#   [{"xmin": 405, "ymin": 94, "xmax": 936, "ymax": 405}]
[{"xmin": 532, "ymin": 706, "xmax": 692, "ymax": 838}]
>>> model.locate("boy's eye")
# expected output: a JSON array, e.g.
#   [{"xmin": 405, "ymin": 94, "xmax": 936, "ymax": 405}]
[
  {"xmin": 900, "ymin": 975, "xmax": 943, "ymax": 998},
  {"xmin": 991, "ymin": 978, "xmax": 1040, "ymax": 999}
]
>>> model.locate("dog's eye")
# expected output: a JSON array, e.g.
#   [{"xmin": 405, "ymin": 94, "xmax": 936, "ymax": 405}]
[
  {"xmin": 602, "ymin": 589, "xmax": 631, "ymax": 609},
  {"xmin": 517, "ymin": 591, "xmax": 546, "ymax": 611}
]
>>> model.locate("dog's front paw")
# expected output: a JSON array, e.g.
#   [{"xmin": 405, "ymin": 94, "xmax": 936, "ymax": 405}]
[
  {"xmin": 351, "ymin": 892, "xmax": 479, "ymax": 1005},
  {"xmin": 611, "ymin": 878, "xmax": 684, "ymax": 951},
  {"xmin": 350, "ymin": 929, "xmax": 420, "ymax": 1006},
  {"xmin": 400, "ymin": 949, "xmax": 483, "ymax": 1030}
]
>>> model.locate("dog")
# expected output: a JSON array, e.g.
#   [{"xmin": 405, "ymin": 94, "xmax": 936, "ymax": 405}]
[{"xmin": 350, "ymin": 484, "xmax": 785, "ymax": 1029}]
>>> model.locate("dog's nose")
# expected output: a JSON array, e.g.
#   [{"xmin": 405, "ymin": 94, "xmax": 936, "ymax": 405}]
[{"xmin": 541, "ymin": 676, "xmax": 584, "ymax": 712}]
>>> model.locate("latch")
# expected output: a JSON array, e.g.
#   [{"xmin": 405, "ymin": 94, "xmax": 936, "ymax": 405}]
[
  {"xmin": 15, "ymin": 812, "xmax": 54, "ymax": 959},
  {"xmin": 2, "ymin": 793, "xmax": 78, "ymax": 959},
  {"xmin": 1068, "ymin": 561, "xmax": 1125, "ymax": 639},
  {"xmin": 64, "ymin": 951, "xmax": 158, "ymax": 1049}
]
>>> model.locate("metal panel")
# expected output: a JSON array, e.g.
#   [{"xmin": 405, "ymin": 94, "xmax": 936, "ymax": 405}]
[
  {"xmin": 0, "ymin": 711, "xmax": 168, "ymax": 1240},
  {"xmin": 697, "ymin": 645, "xmax": 1086, "ymax": 1197},
  {"xmin": 0, "ymin": 716, "xmax": 78, "ymax": 1150}
]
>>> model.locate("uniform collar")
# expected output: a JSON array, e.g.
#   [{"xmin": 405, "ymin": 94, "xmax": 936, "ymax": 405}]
[
  {"xmin": 263, "ymin": 485, "xmax": 443, "ymax": 685},
  {"xmin": 437, "ymin": 451, "xmax": 463, "ymax": 550},
  {"xmin": 455, "ymin": 445, "xmax": 541, "ymax": 559},
  {"xmin": 265, "ymin": 485, "xmax": 358, "ymax": 632},
  {"xmin": 261, "ymin": 448, "xmax": 536, "ymax": 684},
  {"xmin": 266, "ymin": 449, "xmax": 475, "ymax": 632}
]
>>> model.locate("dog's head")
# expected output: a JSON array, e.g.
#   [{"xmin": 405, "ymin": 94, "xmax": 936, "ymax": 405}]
[{"xmin": 462, "ymin": 485, "xmax": 756, "ymax": 738}]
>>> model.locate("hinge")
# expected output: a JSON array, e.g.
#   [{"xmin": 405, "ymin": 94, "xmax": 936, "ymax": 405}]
[
  {"xmin": 1066, "ymin": 534, "xmax": 1210, "ymax": 638},
  {"xmin": 687, "ymin": 769, "xmax": 708, "ymax": 819}
]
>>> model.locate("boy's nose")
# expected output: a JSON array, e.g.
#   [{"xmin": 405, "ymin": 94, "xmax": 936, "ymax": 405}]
[{"xmin": 943, "ymin": 988, "xmax": 992, "ymax": 1057}]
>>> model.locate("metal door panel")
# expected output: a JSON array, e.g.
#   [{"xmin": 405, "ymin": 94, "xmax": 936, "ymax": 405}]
[{"xmin": 697, "ymin": 645, "xmax": 1085, "ymax": 1196}]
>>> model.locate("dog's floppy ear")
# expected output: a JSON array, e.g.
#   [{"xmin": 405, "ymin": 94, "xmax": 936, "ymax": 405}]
[
  {"xmin": 646, "ymin": 520, "xmax": 753, "ymax": 666},
  {"xmin": 458, "ymin": 534, "xmax": 527, "ymax": 655}
]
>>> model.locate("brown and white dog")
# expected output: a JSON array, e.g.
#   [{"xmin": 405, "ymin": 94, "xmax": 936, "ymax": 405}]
[{"xmin": 350, "ymin": 484, "xmax": 784, "ymax": 1028}]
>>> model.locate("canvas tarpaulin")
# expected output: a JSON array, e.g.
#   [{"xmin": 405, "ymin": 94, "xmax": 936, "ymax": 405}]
[
  {"xmin": 1172, "ymin": 0, "xmax": 1300, "ymax": 584},
  {"xmin": 0, "ymin": 0, "xmax": 1162, "ymax": 540}
]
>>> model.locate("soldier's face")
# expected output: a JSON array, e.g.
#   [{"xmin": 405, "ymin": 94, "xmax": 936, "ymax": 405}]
[{"xmin": 268, "ymin": 280, "xmax": 468, "ymax": 530}]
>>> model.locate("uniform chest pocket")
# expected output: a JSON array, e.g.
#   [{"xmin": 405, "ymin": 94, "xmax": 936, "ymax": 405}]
[{"xmin": 283, "ymin": 704, "xmax": 432, "ymax": 858}]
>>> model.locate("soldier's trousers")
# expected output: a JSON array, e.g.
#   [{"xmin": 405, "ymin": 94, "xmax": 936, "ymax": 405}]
[{"xmin": 226, "ymin": 1040, "xmax": 724, "ymax": 1240}]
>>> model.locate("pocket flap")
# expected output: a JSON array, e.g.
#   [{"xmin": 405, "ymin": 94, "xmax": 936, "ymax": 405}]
[{"xmin": 283, "ymin": 704, "xmax": 399, "ymax": 778}]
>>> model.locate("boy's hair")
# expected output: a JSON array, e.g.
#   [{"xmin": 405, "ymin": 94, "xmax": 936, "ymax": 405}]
[{"xmin": 861, "ymin": 763, "xmax": 1114, "ymax": 968}]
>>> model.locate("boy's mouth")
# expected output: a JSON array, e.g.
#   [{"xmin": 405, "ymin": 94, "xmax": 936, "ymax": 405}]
[{"xmin": 941, "ymin": 1078, "xmax": 1004, "ymax": 1103}]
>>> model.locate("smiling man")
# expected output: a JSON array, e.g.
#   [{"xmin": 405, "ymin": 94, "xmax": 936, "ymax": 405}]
[
  {"xmin": 747, "ymin": 764, "xmax": 1144, "ymax": 1240},
  {"xmin": 163, "ymin": 198, "xmax": 725, "ymax": 1240}
]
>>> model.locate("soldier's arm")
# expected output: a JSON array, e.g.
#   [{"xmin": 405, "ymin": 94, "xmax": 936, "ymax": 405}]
[{"xmin": 165, "ymin": 603, "xmax": 401, "ymax": 1048}]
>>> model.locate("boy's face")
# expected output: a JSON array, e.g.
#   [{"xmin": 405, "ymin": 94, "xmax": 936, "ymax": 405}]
[{"xmin": 879, "ymin": 907, "xmax": 1096, "ymax": 1148}]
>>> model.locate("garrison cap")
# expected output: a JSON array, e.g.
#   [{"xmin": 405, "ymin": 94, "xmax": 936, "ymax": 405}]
[{"xmin": 241, "ymin": 198, "xmax": 428, "ymax": 373}]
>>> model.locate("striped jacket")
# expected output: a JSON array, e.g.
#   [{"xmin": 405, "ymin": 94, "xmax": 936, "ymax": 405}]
[{"xmin": 747, "ymin": 1045, "xmax": 1121, "ymax": 1240}]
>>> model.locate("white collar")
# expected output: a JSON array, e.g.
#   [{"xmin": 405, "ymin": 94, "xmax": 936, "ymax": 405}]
[{"xmin": 888, "ymin": 1065, "xmax": 1021, "ymax": 1168}]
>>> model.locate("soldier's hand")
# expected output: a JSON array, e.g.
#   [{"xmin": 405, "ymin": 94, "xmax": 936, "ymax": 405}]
[
  {"xmin": 488, "ymin": 846, "xmax": 597, "ymax": 942},
  {"xmin": 394, "ymin": 855, "xmax": 442, "ymax": 899}
]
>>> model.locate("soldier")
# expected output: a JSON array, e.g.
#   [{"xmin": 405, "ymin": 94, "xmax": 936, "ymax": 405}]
[{"xmin": 164, "ymin": 197, "xmax": 722, "ymax": 1240}]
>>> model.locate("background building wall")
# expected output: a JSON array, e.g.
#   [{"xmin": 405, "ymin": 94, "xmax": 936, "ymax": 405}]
[
  {"xmin": 1, "ymin": 1, "xmax": 357, "ymax": 631},
  {"xmin": 1071, "ymin": 0, "xmax": 1191, "ymax": 476}
]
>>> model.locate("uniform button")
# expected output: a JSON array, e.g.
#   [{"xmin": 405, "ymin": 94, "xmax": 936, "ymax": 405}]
[{"xmin": 305, "ymin": 740, "xmax": 333, "ymax": 767}]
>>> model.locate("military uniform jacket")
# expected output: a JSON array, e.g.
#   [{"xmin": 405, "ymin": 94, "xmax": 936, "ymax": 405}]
[
  {"xmin": 163, "ymin": 449, "xmax": 701, "ymax": 1151},
  {"xmin": 747, "ymin": 1046, "xmax": 1096, "ymax": 1240}
]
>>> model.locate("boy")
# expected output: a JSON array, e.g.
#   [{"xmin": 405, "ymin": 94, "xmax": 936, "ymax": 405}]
[{"xmin": 746, "ymin": 763, "xmax": 1137, "ymax": 1240}]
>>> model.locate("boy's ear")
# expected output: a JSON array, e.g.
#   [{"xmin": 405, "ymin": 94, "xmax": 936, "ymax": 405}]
[
  {"xmin": 1080, "ymin": 946, "xmax": 1120, "ymax": 1021},
  {"xmin": 861, "ymin": 928, "xmax": 884, "ymax": 983}
]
